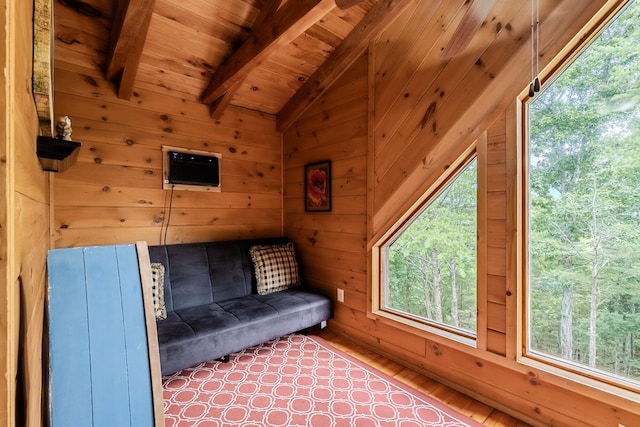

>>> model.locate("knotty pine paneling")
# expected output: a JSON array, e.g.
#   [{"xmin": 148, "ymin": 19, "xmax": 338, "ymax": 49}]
[
  {"xmin": 372, "ymin": 0, "xmax": 589, "ymax": 213},
  {"xmin": 53, "ymin": 2, "xmax": 282, "ymax": 248},
  {"xmin": 2, "ymin": 1, "xmax": 51, "ymax": 426},
  {"xmin": 0, "ymin": 1, "xmax": 8, "ymax": 419},
  {"xmin": 285, "ymin": 0, "xmax": 640, "ymax": 425},
  {"xmin": 52, "ymin": 79, "xmax": 282, "ymax": 246},
  {"xmin": 485, "ymin": 116, "xmax": 509, "ymax": 354},
  {"xmin": 282, "ymin": 52, "xmax": 369, "ymax": 332}
]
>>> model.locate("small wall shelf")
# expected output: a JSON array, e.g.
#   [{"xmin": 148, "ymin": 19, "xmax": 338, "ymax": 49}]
[{"xmin": 37, "ymin": 136, "xmax": 81, "ymax": 172}]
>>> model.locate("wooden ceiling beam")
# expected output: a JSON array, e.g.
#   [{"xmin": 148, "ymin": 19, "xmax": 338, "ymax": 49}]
[
  {"xmin": 201, "ymin": 0, "xmax": 336, "ymax": 105},
  {"xmin": 105, "ymin": 0, "xmax": 156, "ymax": 100},
  {"xmin": 209, "ymin": 0, "xmax": 282, "ymax": 119},
  {"xmin": 276, "ymin": 0, "xmax": 415, "ymax": 132}
]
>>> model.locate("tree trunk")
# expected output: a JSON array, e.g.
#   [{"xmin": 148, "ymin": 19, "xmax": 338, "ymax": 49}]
[
  {"xmin": 421, "ymin": 257, "xmax": 431, "ymax": 318},
  {"xmin": 448, "ymin": 260, "xmax": 459, "ymax": 328},
  {"xmin": 623, "ymin": 331, "xmax": 632, "ymax": 376},
  {"xmin": 430, "ymin": 249, "xmax": 443, "ymax": 322},
  {"xmin": 588, "ymin": 176, "xmax": 601, "ymax": 368},
  {"xmin": 560, "ymin": 284, "xmax": 573, "ymax": 359},
  {"xmin": 589, "ymin": 267, "xmax": 599, "ymax": 367}
]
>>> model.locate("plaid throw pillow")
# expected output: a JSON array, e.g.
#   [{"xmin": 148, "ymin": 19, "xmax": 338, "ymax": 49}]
[
  {"xmin": 250, "ymin": 243, "xmax": 301, "ymax": 295},
  {"xmin": 150, "ymin": 263, "xmax": 167, "ymax": 320}
]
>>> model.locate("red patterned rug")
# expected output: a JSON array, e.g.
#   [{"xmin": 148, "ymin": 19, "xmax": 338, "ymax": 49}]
[{"xmin": 162, "ymin": 334, "xmax": 483, "ymax": 426}]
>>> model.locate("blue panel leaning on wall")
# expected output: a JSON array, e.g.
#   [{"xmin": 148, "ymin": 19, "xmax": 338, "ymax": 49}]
[{"xmin": 47, "ymin": 245, "xmax": 154, "ymax": 427}]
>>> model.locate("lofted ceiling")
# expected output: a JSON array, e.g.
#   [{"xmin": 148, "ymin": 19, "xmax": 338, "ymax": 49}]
[
  {"xmin": 104, "ymin": 0, "xmax": 395, "ymax": 131},
  {"xmin": 57, "ymin": 0, "xmax": 548, "ymax": 131}
]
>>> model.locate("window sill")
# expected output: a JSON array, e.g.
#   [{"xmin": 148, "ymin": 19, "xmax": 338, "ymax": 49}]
[
  {"xmin": 518, "ymin": 355, "xmax": 640, "ymax": 409},
  {"xmin": 370, "ymin": 308, "xmax": 477, "ymax": 350}
]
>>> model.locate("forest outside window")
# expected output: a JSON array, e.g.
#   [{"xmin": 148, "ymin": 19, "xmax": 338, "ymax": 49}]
[
  {"xmin": 525, "ymin": 0, "xmax": 640, "ymax": 388},
  {"xmin": 376, "ymin": 154, "xmax": 478, "ymax": 343}
]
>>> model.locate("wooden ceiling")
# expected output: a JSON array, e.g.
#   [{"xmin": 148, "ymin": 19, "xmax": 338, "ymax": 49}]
[
  {"xmin": 100, "ymin": 0, "xmax": 407, "ymax": 131},
  {"xmin": 58, "ymin": 0, "xmax": 576, "ymax": 131}
]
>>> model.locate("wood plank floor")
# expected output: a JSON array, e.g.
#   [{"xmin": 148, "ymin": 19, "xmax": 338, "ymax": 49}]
[{"xmin": 315, "ymin": 328, "xmax": 532, "ymax": 427}]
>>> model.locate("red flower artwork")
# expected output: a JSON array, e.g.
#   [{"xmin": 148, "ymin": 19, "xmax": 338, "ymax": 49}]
[
  {"xmin": 305, "ymin": 161, "xmax": 331, "ymax": 211},
  {"xmin": 307, "ymin": 168, "xmax": 327, "ymax": 207}
]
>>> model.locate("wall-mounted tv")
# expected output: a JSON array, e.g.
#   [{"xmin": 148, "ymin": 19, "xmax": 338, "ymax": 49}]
[{"xmin": 167, "ymin": 151, "xmax": 220, "ymax": 187}]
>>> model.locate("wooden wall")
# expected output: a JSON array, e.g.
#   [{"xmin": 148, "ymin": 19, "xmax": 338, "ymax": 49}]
[
  {"xmin": 284, "ymin": 1, "xmax": 640, "ymax": 426},
  {"xmin": 282, "ymin": 53, "xmax": 369, "ymax": 311},
  {"xmin": 1, "ymin": 0, "xmax": 51, "ymax": 426},
  {"xmin": 52, "ymin": 2, "xmax": 282, "ymax": 248}
]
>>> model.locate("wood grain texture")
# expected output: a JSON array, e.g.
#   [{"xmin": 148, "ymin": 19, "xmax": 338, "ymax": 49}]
[
  {"xmin": 106, "ymin": 0, "xmax": 156, "ymax": 99},
  {"xmin": 307, "ymin": 0, "xmax": 639, "ymax": 425},
  {"xmin": 135, "ymin": 242, "xmax": 165, "ymax": 427},
  {"xmin": 202, "ymin": 0, "xmax": 336, "ymax": 104},
  {"xmin": 2, "ymin": 1, "xmax": 50, "ymax": 427},
  {"xmin": 282, "ymin": 54, "xmax": 369, "ymax": 361},
  {"xmin": 441, "ymin": 0, "xmax": 497, "ymax": 60},
  {"xmin": 4, "ymin": 1, "xmax": 639, "ymax": 426},
  {"xmin": 54, "ymin": 3, "xmax": 283, "ymax": 248},
  {"xmin": 277, "ymin": 0, "xmax": 414, "ymax": 131}
]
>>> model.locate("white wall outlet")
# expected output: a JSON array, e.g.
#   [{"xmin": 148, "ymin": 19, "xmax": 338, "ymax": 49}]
[
  {"xmin": 337, "ymin": 288, "xmax": 345, "ymax": 303},
  {"xmin": 320, "ymin": 320, "xmax": 327, "ymax": 329}
]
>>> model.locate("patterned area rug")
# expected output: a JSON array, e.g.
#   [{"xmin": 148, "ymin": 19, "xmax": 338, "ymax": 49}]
[{"xmin": 162, "ymin": 334, "xmax": 483, "ymax": 426}]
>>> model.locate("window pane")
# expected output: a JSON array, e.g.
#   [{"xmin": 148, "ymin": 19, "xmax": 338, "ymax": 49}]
[
  {"xmin": 384, "ymin": 158, "xmax": 477, "ymax": 336},
  {"xmin": 528, "ymin": 0, "xmax": 640, "ymax": 383}
]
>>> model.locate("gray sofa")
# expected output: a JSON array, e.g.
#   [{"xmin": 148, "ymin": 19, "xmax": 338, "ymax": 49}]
[{"xmin": 148, "ymin": 237, "xmax": 332, "ymax": 375}]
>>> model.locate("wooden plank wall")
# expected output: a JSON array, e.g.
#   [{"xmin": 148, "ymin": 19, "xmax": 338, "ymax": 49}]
[
  {"xmin": 0, "ymin": 0, "xmax": 9, "ymax": 421},
  {"xmin": 1, "ymin": 1, "xmax": 51, "ymax": 426},
  {"xmin": 282, "ymin": 54, "xmax": 369, "ymax": 315},
  {"xmin": 52, "ymin": 2, "xmax": 282, "ymax": 248},
  {"xmin": 285, "ymin": 1, "xmax": 640, "ymax": 426}
]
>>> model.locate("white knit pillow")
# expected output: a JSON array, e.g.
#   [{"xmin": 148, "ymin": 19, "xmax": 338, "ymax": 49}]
[
  {"xmin": 250, "ymin": 243, "xmax": 301, "ymax": 295},
  {"xmin": 150, "ymin": 263, "xmax": 167, "ymax": 320}
]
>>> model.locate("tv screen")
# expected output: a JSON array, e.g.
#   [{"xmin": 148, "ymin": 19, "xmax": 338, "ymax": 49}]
[{"xmin": 168, "ymin": 151, "xmax": 220, "ymax": 187}]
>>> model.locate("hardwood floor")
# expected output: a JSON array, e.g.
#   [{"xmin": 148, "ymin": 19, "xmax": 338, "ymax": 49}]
[{"xmin": 315, "ymin": 328, "xmax": 532, "ymax": 427}]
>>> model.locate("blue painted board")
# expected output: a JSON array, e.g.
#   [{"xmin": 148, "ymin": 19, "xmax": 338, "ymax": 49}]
[
  {"xmin": 47, "ymin": 248, "xmax": 94, "ymax": 426},
  {"xmin": 84, "ymin": 246, "xmax": 133, "ymax": 427},
  {"xmin": 47, "ymin": 244, "xmax": 155, "ymax": 427},
  {"xmin": 116, "ymin": 245, "xmax": 154, "ymax": 426}
]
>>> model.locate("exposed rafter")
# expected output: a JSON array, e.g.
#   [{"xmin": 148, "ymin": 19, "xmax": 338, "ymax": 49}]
[
  {"xmin": 276, "ymin": 0, "xmax": 415, "ymax": 131},
  {"xmin": 105, "ymin": 0, "xmax": 156, "ymax": 100},
  {"xmin": 209, "ymin": 0, "xmax": 283, "ymax": 119},
  {"xmin": 201, "ymin": 0, "xmax": 336, "ymax": 105}
]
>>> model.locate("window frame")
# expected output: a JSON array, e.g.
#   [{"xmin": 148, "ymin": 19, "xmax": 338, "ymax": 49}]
[
  {"xmin": 518, "ymin": 0, "xmax": 640, "ymax": 393},
  {"xmin": 371, "ymin": 143, "xmax": 480, "ymax": 347}
]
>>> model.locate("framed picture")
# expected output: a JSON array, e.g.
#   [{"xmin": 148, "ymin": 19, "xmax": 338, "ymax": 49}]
[{"xmin": 304, "ymin": 160, "xmax": 331, "ymax": 212}]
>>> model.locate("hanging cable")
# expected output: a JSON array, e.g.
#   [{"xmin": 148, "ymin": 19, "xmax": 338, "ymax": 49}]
[
  {"xmin": 162, "ymin": 184, "xmax": 175, "ymax": 244},
  {"xmin": 535, "ymin": 0, "xmax": 541, "ymax": 91},
  {"xmin": 529, "ymin": 0, "xmax": 541, "ymax": 97}
]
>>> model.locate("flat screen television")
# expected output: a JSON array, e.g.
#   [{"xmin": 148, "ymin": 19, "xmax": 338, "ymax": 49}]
[{"xmin": 167, "ymin": 151, "xmax": 220, "ymax": 187}]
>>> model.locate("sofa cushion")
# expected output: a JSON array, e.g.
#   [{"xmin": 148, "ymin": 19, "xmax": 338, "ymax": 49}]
[
  {"xmin": 250, "ymin": 242, "xmax": 300, "ymax": 295},
  {"xmin": 155, "ymin": 288, "xmax": 332, "ymax": 375}
]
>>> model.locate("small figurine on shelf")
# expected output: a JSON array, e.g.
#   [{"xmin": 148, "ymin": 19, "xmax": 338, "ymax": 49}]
[{"xmin": 55, "ymin": 116, "xmax": 72, "ymax": 140}]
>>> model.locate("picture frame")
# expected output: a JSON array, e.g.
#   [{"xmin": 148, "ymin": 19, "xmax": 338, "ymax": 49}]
[{"xmin": 304, "ymin": 160, "xmax": 331, "ymax": 212}]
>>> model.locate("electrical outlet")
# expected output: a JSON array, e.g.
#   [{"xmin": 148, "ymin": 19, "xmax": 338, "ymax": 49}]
[
  {"xmin": 320, "ymin": 320, "xmax": 327, "ymax": 329},
  {"xmin": 337, "ymin": 288, "xmax": 344, "ymax": 303}
]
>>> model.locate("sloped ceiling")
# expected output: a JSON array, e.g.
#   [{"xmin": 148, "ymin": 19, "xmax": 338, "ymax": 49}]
[
  {"xmin": 101, "ymin": 0, "xmax": 409, "ymax": 131},
  {"xmin": 55, "ymin": 0, "xmax": 585, "ymax": 131}
]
